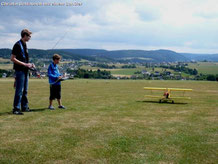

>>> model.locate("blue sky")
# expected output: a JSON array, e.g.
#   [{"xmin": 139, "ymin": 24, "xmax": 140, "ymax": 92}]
[{"xmin": 0, "ymin": 0, "xmax": 218, "ymax": 53}]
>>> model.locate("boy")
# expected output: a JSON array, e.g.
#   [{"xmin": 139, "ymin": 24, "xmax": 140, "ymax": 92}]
[{"xmin": 48, "ymin": 54, "xmax": 65, "ymax": 110}]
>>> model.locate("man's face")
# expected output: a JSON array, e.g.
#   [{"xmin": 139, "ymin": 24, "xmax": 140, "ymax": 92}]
[{"xmin": 24, "ymin": 34, "xmax": 31, "ymax": 42}]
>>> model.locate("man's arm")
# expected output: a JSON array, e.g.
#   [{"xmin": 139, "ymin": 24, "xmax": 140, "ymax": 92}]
[{"xmin": 11, "ymin": 54, "xmax": 32, "ymax": 68}]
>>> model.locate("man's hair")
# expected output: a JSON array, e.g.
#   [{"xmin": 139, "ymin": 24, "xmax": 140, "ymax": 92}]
[
  {"xmin": 53, "ymin": 54, "xmax": 61, "ymax": 61},
  {"xmin": 21, "ymin": 29, "xmax": 32, "ymax": 38}
]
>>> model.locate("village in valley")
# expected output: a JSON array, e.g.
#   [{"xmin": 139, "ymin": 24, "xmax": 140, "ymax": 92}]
[{"xmin": 2, "ymin": 57, "xmax": 218, "ymax": 81}]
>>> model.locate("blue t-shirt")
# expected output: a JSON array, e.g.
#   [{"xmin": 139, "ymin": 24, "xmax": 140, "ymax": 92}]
[{"xmin": 48, "ymin": 62, "xmax": 61, "ymax": 85}]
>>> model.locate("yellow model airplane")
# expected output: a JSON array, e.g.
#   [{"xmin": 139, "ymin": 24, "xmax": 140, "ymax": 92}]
[{"xmin": 144, "ymin": 87, "xmax": 193, "ymax": 103}]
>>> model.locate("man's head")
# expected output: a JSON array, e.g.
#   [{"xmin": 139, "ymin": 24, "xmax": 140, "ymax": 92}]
[
  {"xmin": 21, "ymin": 29, "xmax": 32, "ymax": 42},
  {"xmin": 53, "ymin": 54, "xmax": 61, "ymax": 64}
]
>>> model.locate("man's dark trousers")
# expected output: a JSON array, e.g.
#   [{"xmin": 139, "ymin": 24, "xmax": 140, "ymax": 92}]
[{"xmin": 13, "ymin": 70, "xmax": 29, "ymax": 111}]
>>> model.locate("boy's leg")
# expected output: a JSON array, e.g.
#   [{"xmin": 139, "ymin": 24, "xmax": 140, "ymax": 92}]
[
  {"xmin": 49, "ymin": 85, "xmax": 55, "ymax": 109},
  {"xmin": 58, "ymin": 99, "xmax": 65, "ymax": 109},
  {"xmin": 49, "ymin": 100, "xmax": 53, "ymax": 107},
  {"xmin": 48, "ymin": 99, "xmax": 55, "ymax": 110},
  {"xmin": 57, "ymin": 85, "xmax": 65, "ymax": 109},
  {"xmin": 57, "ymin": 99, "xmax": 62, "ymax": 106}
]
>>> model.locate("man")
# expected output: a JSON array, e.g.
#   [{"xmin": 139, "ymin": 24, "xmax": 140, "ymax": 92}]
[{"xmin": 11, "ymin": 29, "xmax": 34, "ymax": 115}]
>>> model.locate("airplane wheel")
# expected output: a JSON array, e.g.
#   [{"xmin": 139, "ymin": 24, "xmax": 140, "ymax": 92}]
[
  {"xmin": 159, "ymin": 100, "xmax": 162, "ymax": 103},
  {"xmin": 172, "ymin": 100, "xmax": 174, "ymax": 104}
]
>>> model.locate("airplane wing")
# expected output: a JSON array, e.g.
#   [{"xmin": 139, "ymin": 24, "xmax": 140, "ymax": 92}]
[
  {"xmin": 144, "ymin": 95, "xmax": 191, "ymax": 99},
  {"xmin": 167, "ymin": 88, "xmax": 192, "ymax": 91},
  {"xmin": 144, "ymin": 87, "xmax": 167, "ymax": 90},
  {"xmin": 144, "ymin": 87, "xmax": 192, "ymax": 91}
]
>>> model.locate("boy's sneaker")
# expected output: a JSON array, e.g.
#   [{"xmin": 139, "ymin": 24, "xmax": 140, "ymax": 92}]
[
  {"xmin": 13, "ymin": 110, "xmax": 24, "ymax": 115},
  {"xmin": 48, "ymin": 106, "xmax": 55, "ymax": 110},
  {"xmin": 58, "ymin": 105, "xmax": 66, "ymax": 109}
]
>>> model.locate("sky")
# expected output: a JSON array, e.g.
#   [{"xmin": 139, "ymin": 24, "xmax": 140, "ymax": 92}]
[{"xmin": 0, "ymin": 0, "xmax": 218, "ymax": 54}]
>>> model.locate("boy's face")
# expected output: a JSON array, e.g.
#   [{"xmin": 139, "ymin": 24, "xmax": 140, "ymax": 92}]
[{"xmin": 54, "ymin": 59, "xmax": 60, "ymax": 64}]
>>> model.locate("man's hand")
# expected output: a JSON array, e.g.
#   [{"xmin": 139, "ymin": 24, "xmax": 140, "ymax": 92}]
[
  {"xmin": 31, "ymin": 63, "xmax": 36, "ymax": 68},
  {"xmin": 25, "ymin": 63, "xmax": 33, "ymax": 68}
]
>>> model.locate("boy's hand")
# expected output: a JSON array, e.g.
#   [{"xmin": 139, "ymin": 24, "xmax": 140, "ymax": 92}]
[{"xmin": 58, "ymin": 76, "xmax": 63, "ymax": 79}]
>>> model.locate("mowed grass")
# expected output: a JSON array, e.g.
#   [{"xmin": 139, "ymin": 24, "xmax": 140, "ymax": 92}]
[
  {"xmin": 0, "ymin": 64, "xmax": 13, "ymax": 70},
  {"xmin": 0, "ymin": 58, "xmax": 12, "ymax": 70},
  {"xmin": 110, "ymin": 68, "xmax": 142, "ymax": 76},
  {"xmin": 0, "ymin": 79, "xmax": 217, "ymax": 163},
  {"xmin": 80, "ymin": 65, "xmax": 178, "ymax": 77},
  {"xmin": 188, "ymin": 62, "xmax": 218, "ymax": 75}
]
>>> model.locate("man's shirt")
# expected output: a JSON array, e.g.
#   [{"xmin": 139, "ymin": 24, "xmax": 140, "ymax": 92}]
[{"xmin": 12, "ymin": 39, "xmax": 29, "ymax": 72}]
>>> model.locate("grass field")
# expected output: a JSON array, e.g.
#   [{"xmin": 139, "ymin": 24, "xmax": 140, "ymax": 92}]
[
  {"xmin": 80, "ymin": 65, "xmax": 177, "ymax": 77},
  {"xmin": 0, "ymin": 58, "xmax": 12, "ymax": 70},
  {"xmin": 0, "ymin": 64, "xmax": 13, "ymax": 70},
  {"xmin": 0, "ymin": 79, "xmax": 217, "ymax": 163},
  {"xmin": 188, "ymin": 62, "xmax": 218, "ymax": 75}
]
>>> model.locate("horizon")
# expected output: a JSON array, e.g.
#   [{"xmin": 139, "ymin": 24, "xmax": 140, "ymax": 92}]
[{"xmin": 0, "ymin": 47, "xmax": 217, "ymax": 55}]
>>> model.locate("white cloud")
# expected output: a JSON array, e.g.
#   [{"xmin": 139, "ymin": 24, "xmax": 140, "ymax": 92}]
[{"xmin": 1, "ymin": 0, "xmax": 218, "ymax": 53}]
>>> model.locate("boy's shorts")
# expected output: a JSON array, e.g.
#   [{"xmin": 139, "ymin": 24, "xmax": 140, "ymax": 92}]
[{"xmin": 50, "ymin": 85, "xmax": 61, "ymax": 100}]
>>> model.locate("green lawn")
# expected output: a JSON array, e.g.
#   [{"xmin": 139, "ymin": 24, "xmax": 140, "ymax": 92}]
[
  {"xmin": 0, "ymin": 58, "xmax": 10, "ymax": 62},
  {"xmin": 110, "ymin": 68, "xmax": 143, "ymax": 76},
  {"xmin": 0, "ymin": 64, "xmax": 13, "ymax": 70},
  {"xmin": 0, "ymin": 58, "xmax": 12, "ymax": 70},
  {"xmin": 188, "ymin": 62, "xmax": 218, "ymax": 75},
  {"xmin": 80, "ymin": 65, "xmax": 180, "ymax": 77},
  {"xmin": 0, "ymin": 79, "xmax": 217, "ymax": 163}
]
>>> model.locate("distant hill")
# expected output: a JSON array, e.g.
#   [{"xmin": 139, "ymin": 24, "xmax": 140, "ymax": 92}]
[
  {"xmin": 181, "ymin": 53, "xmax": 218, "ymax": 62},
  {"xmin": 52, "ymin": 49, "xmax": 189, "ymax": 63},
  {"xmin": 1, "ymin": 48, "xmax": 217, "ymax": 63},
  {"xmin": 0, "ymin": 49, "xmax": 99, "ymax": 62}
]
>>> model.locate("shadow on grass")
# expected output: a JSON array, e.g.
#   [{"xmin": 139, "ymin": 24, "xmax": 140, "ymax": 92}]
[
  {"xmin": 0, "ymin": 112, "xmax": 13, "ymax": 116},
  {"xmin": 0, "ymin": 108, "xmax": 48, "ymax": 116},
  {"xmin": 137, "ymin": 100, "xmax": 188, "ymax": 105},
  {"xmin": 30, "ymin": 108, "xmax": 48, "ymax": 112}
]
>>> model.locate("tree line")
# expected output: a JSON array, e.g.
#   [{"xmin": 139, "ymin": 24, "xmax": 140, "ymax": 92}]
[{"xmin": 67, "ymin": 68, "xmax": 112, "ymax": 79}]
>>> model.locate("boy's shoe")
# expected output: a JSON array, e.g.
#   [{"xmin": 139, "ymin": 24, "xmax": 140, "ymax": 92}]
[
  {"xmin": 48, "ymin": 106, "xmax": 55, "ymax": 110},
  {"xmin": 58, "ymin": 105, "xmax": 66, "ymax": 109},
  {"xmin": 13, "ymin": 110, "xmax": 24, "ymax": 115}
]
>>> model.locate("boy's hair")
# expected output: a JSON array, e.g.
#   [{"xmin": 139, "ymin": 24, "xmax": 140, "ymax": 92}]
[
  {"xmin": 53, "ymin": 54, "xmax": 61, "ymax": 61},
  {"xmin": 21, "ymin": 29, "xmax": 32, "ymax": 38}
]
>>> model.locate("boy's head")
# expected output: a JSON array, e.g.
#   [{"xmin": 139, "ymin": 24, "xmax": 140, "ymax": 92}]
[{"xmin": 53, "ymin": 54, "xmax": 61, "ymax": 64}]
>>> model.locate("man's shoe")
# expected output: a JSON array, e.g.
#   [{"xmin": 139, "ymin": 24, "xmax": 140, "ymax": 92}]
[
  {"xmin": 48, "ymin": 106, "xmax": 55, "ymax": 110},
  {"xmin": 22, "ymin": 107, "xmax": 31, "ymax": 112},
  {"xmin": 13, "ymin": 110, "xmax": 24, "ymax": 115},
  {"xmin": 58, "ymin": 105, "xmax": 66, "ymax": 109}
]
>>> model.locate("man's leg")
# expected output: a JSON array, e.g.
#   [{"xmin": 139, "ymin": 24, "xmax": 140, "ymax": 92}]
[
  {"xmin": 13, "ymin": 71, "xmax": 25, "ymax": 112},
  {"xmin": 21, "ymin": 72, "xmax": 29, "ymax": 111}
]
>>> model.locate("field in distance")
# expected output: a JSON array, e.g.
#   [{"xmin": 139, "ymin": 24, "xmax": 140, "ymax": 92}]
[{"xmin": 188, "ymin": 62, "xmax": 218, "ymax": 75}]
